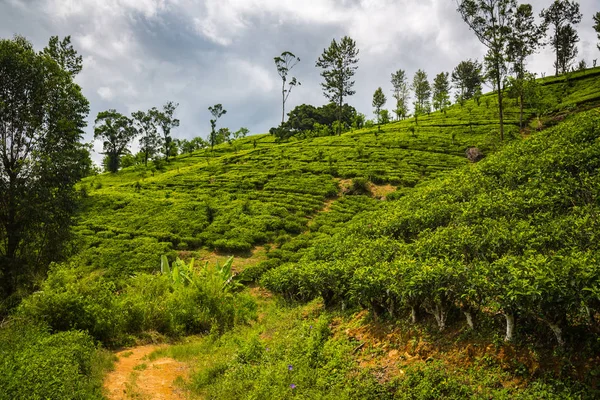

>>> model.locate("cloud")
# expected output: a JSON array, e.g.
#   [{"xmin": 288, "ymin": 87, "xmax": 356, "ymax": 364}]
[{"xmin": 1, "ymin": 0, "xmax": 599, "ymax": 165}]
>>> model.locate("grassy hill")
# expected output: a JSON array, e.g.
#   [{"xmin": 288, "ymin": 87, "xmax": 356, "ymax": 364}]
[
  {"xmin": 73, "ymin": 67, "xmax": 600, "ymax": 278},
  {"xmin": 2, "ymin": 68, "xmax": 600, "ymax": 399}
]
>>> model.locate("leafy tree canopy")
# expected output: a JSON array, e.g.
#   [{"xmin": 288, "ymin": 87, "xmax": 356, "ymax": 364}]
[{"xmin": 0, "ymin": 35, "xmax": 90, "ymax": 298}]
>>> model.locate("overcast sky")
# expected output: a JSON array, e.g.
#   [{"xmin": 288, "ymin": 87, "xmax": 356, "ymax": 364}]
[{"xmin": 2, "ymin": 0, "xmax": 599, "ymax": 162}]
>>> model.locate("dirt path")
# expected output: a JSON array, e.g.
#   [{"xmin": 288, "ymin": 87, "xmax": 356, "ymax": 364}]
[{"xmin": 104, "ymin": 345, "xmax": 190, "ymax": 400}]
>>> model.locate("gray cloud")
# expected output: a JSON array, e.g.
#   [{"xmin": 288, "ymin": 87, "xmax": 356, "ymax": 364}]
[{"xmin": 1, "ymin": 0, "xmax": 599, "ymax": 163}]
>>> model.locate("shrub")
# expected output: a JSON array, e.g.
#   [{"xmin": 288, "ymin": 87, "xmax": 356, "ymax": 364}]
[{"xmin": 0, "ymin": 321, "xmax": 106, "ymax": 400}]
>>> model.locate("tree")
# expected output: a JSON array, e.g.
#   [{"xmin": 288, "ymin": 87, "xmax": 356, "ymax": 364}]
[
  {"xmin": 274, "ymin": 51, "xmax": 301, "ymax": 126},
  {"xmin": 432, "ymin": 72, "xmax": 451, "ymax": 112},
  {"xmin": 316, "ymin": 36, "xmax": 359, "ymax": 135},
  {"xmin": 379, "ymin": 109, "xmax": 391, "ymax": 125},
  {"xmin": 0, "ymin": 36, "xmax": 90, "ymax": 297},
  {"xmin": 94, "ymin": 110, "xmax": 137, "ymax": 173},
  {"xmin": 411, "ymin": 69, "xmax": 431, "ymax": 125},
  {"xmin": 451, "ymin": 59, "xmax": 483, "ymax": 105},
  {"xmin": 554, "ymin": 24, "xmax": 580, "ymax": 74},
  {"xmin": 594, "ymin": 12, "xmax": 600, "ymax": 51},
  {"xmin": 507, "ymin": 3, "xmax": 545, "ymax": 128},
  {"xmin": 457, "ymin": 0, "xmax": 517, "ymax": 141},
  {"xmin": 152, "ymin": 101, "xmax": 179, "ymax": 162},
  {"xmin": 208, "ymin": 104, "xmax": 227, "ymax": 149},
  {"xmin": 540, "ymin": 0, "xmax": 582, "ymax": 75},
  {"xmin": 372, "ymin": 87, "xmax": 387, "ymax": 129},
  {"xmin": 132, "ymin": 110, "xmax": 160, "ymax": 167},
  {"xmin": 233, "ymin": 127, "xmax": 249, "ymax": 140},
  {"xmin": 391, "ymin": 69, "xmax": 410, "ymax": 120}
]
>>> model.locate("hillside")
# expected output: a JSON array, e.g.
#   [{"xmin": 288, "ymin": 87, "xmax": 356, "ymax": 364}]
[
  {"xmin": 74, "ymin": 67, "xmax": 600, "ymax": 277},
  {"xmin": 2, "ymin": 68, "xmax": 600, "ymax": 399}
]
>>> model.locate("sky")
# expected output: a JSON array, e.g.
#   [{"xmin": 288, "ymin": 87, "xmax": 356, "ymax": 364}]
[{"xmin": 1, "ymin": 0, "xmax": 599, "ymax": 163}]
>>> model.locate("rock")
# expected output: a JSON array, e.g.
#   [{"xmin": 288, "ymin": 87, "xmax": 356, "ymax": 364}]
[{"xmin": 465, "ymin": 147, "xmax": 484, "ymax": 162}]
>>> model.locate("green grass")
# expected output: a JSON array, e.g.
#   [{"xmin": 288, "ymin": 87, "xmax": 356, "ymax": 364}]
[{"xmin": 3, "ymin": 68, "xmax": 600, "ymax": 399}]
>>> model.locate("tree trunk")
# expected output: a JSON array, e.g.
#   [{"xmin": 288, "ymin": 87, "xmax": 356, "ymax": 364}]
[
  {"xmin": 547, "ymin": 321, "xmax": 565, "ymax": 347},
  {"xmin": 504, "ymin": 313, "xmax": 515, "ymax": 342},
  {"xmin": 464, "ymin": 311, "xmax": 474, "ymax": 330},
  {"xmin": 338, "ymin": 96, "xmax": 343, "ymax": 136},
  {"xmin": 432, "ymin": 304, "xmax": 447, "ymax": 331},
  {"xmin": 281, "ymin": 79, "xmax": 286, "ymax": 126},
  {"xmin": 410, "ymin": 305, "xmax": 418, "ymax": 324},
  {"xmin": 519, "ymin": 92, "xmax": 524, "ymax": 129},
  {"xmin": 496, "ymin": 69, "xmax": 504, "ymax": 141}
]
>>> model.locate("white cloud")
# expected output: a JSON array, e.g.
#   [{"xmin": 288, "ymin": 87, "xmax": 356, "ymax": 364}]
[
  {"xmin": 97, "ymin": 86, "xmax": 114, "ymax": 100},
  {"xmin": 2, "ymin": 0, "xmax": 600, "ymax": 167}
]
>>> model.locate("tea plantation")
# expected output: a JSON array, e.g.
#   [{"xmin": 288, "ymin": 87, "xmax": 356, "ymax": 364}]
[{"xmin": 2, "ymin": 68, "xmax": 600, "ymax": 399}]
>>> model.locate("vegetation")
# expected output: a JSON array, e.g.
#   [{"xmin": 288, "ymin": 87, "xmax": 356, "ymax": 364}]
[
  {"xmin": 541, "ymin": 0, "xmax": 582, "ymax": 75},
  {"xmin": 0, "ymin": 35, "xmax": 90, "ymax": 302},
  {"xmin": 3, "ymin": 4, "xmax": 600, "ymax": 396},
  {"xmin": 316, "ymin": 36, "xmax": 359, "ymax": 135},
  {"xmin": 457, "ymin": 0, "xmax": 516, "ymax": 140},
  {"xmin": 274, "ymin": 51, "xmax": 301, "ymax": 126}
]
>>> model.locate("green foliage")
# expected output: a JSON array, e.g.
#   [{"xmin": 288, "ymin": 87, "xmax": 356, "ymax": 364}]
[
  {"xmin": 452, "ymin": 59, "xmax": 483, "ymax": 105},
  {"xmin": 274, "ymin": 51, "xmax": 301, "ymax": 126},
  {"xmin": 18, "ymin": 257, "xmax": 256, "ymax": 343},
  {"xmin": 412, "ymin": 69, "xmax": 431, "ymax": 122},
  {"xmin": 432, "ymin": 72, "xmax": 451, "ymax": 112},
  {"xmin": 541, "ymin": 0, "xmax": 582, "ymax": 75},
  {"xmin": 372, "ymin": 87, "xmax": 387, "ymax": 126},
  {"xmin": 266, "ymin": 110, "xmax": 600, "ymax": 348},
  {"xmin": 391, "ymin": 69, "xmax": 410, "ymax": 120},
  {"xmin": 0, "ymin": 35, "xmax": 90, "ymax": 299},
  {"xmin": 316, "ymin": 36, "xmax": 359, "ymax": 135},
  {"xmin": 94, "ymin": 110, "xmax": 137, "ymax": 173},
  {"xmin": 0, "ymin": 321, "xmax": 109, "ymax": 399}
]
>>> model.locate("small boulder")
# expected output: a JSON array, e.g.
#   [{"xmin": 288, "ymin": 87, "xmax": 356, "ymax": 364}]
[{"xmin": 465, "ymin": 147, "xmax": 484, "ymax": 162}]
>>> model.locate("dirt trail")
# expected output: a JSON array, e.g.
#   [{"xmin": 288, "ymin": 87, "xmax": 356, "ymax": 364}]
[{"xmin": 104, "ymin": 345, "xmax": 190, "ymax": 400}]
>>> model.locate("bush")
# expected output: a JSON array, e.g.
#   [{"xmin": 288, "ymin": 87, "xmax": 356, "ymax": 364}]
[
  {"xmin": 348, "ymin": 177, "xmax": 371, "ymax": 195},
  {"xmin": 18, "ymin": 264, "xmax": 125, "ymax": 345},
  {"xmin": 0, "ymin": 321, "xmax": 106, "ymax": 400}
]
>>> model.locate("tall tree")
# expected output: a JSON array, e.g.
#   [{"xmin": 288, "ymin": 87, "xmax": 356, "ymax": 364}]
[
  {"xmin": 151, "ymin": 102, "xmax": 179, "ymax": 162},
  {"xmin": 391, "ymin": 69, "xmax": 410, "ymax": 120},
  {"xmin": 594, "ymin": 12, "xmax": 600, "ymax": 51},
  {"xmin": 554, "ymin": 24, "xmax": 580, "ymax": 74},
  {"xmin": 452, "ymin": 59, "xmax": 483, "ymax": 105},
  {"xmin": 372, "ymin": 87, "xmax": 387, "ymax": 129},
  {"xmin": 208, "ymin": 104, "xmax": 227, "ymax": 149},
  {"xmin": 274, "ymin": 51, "xmax": 301, "ymax": 126},
  {"xmin": 412, "ymin": 69, "xmax": 431, "ymax": 125},
  {"xmin": 457, "ymin": 0, "xmax": 516, "ymax": 141},
  {"xmin": 0, "ymin": 36, "xmax": 90, "ymax": 296},
  {"xmin": 432, "ymin": 72, "xmax": 451, "ymax": 112},
  {"xmin": 94, "ymin": 110, "xmax": 137, "ymax": 173},
  {"xmin": 132, "ymin": 110, "xmax": 160, "ymax": 167},
  {"xmin": 540, "ymin": 0, "xmax": 582, "ymax": 75},
  {"xmin": 507, "ymin": 3, "xmax": 545, "ymax": 128},
  {"xmin": 316, "ymin": 36, "xmax": 359, "ymax": 135}
]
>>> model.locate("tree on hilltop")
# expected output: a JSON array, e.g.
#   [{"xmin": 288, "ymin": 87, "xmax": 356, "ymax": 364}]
[
  {"xmin": 412, "ymin": 69, "xmax": 431, "ymax": 125},
  {"xmin": 152, "ymin": 101, "xmax": 180, "ymax": 162},
  {"xmin": 457, "ymin": 0, "xmax": 516, "ymax": 140},
  {"xmin": 208, "ymin": 104, "xmax": 227, "ymax": 150},
  {"xmin": 452, "ymin": 59, "xmax": 483, "ymax": 106},
  {"xmin": 540, "ymin": 0, "xmax": 582, "ymax": 75},
  {"xmin": 94, "ymin": 110, "xmax": 137, "ymax": 173},
  {"xmin": 316, "ymin": 36, "xmax": 359, "ymax": 135},
  {"xmin": 274, "ymin": 51, "xmax": 301, "ymax": 126},
  {"xmin": 372, "ymin": 87, "xmax": 387, "ymax": 130},
  {"xmin": 432, "ymin": 72, "xmax": 451, "ymax": 112},
  {"xmin": 391, "ymin": 69, "xmax": 410, "ymax": 120}
]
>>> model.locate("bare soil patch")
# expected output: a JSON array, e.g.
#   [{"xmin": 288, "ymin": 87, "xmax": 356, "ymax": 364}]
[{"xmin": 104, "ymin": 345, "xmax": 190, "ymax": 400}]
